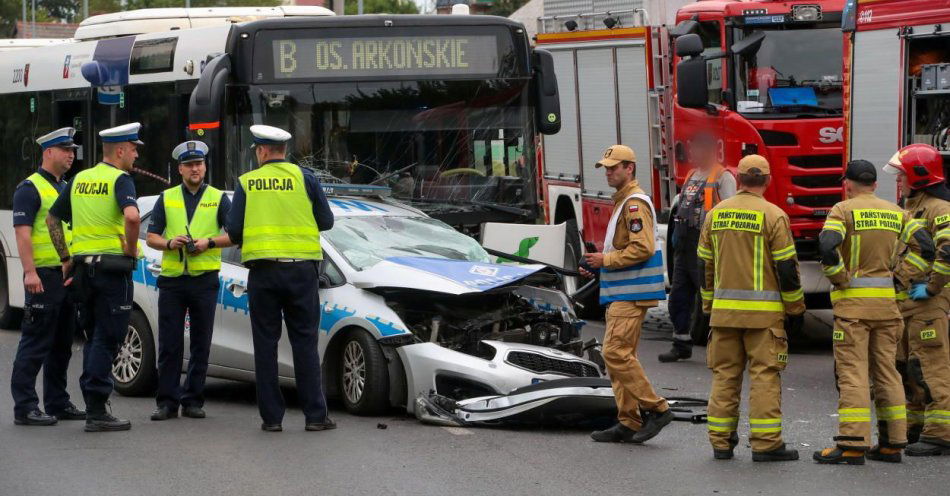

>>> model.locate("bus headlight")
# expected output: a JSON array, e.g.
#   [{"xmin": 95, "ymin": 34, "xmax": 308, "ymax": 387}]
[{"xmin": 791, "ymin": 5, "xmax": 821, "ymax": 22}]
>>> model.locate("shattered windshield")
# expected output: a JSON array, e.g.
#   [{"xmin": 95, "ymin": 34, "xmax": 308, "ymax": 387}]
[
  {"xmin": 234, "ymin": 80, "xmax": 536, "ymax": 212},
  {"xmin": 733, "ymin": 24, "xmax": 843, "ymax": 117},
  {"xmin": 322, "ymin": 215, "xmax": 491, "ymax": 271}
]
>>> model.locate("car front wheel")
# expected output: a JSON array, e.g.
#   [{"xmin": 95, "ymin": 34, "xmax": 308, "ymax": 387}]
[
  {"xmin": 338, "ymin": 329, "xmax": 389, "ymax": 415},
  {"xmin": 113, "ymin": 309, "xmax": 157, "ymax": 396}
]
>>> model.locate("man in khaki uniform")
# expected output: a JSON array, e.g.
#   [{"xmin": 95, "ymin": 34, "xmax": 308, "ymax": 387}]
[
  {"xmin": 885, "ymin": 144, "xmax": 950, "ymax": 458},
  {"xmin": 698, "ymin": 155, "xmax": 804, "ymax": 462},
  {"xmin": 581, "ymin": 145, "xmax": 673, "ymax": 444},
  {"xmin": 814, "ymin": 160, "xmax": 934, "ymax": 465}
]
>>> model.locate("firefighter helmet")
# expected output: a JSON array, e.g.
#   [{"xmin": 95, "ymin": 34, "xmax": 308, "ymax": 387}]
[{"xmin": 883, "ymin": 144, "xmax": 945, "ymax": 190}]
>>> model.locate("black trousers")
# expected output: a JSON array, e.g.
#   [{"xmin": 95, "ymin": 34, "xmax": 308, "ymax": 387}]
[
  {"xmin": 156, "ymin": 272, "xmax": 219, "ymax": 409},
  {"xmin": 10, "ymin": 267, "xmax": 76, "ymax": 417},
  {"xmin": 247, "ymin": 260, "xmax": 327, "ymax": 424},
  {"xmin": 667, "ymin": 227, "xmax": 702, "ymax": 353},
  {"xmin": 76, "ymin": 265, "xmax": 133, "ymax": 414}
]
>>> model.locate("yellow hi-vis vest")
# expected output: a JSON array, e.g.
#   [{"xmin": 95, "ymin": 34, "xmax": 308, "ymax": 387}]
[
  {"xmin": 70, "ymin": 163, "xmax": 127, "ymax": 256},
  {"xmin": 26, "ymin": 172, "xmax": 72, "ymax": 267},
  {"xmin": 239, "ymin": 162, "xmax": 322, "ymax": 263},
  {"xmin": 160, "ymin": 185, "xmax": 224, "ymax": 277}
]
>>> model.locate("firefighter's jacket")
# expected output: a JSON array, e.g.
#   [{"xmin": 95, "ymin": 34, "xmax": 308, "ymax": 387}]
[
  {"xmin": 698, "ymin": 190, "xmax": 805, "ymax": 328},
  {"xmin": 819, "ymin": 192, "xmax": 934, "ymax": 320},
  {"xmin": 895, "ymin": 190, "xmax": 950, "ymax": 315}
]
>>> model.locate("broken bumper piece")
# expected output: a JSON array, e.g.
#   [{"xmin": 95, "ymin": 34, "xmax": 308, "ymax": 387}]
[{"xmin": 415, "ymin": 377, "xmax": 709, "ymax": 427}]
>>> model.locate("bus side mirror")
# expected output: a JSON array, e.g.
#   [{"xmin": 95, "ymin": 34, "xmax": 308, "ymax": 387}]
[
  {"xmin": 189, "ymin": 54, "xmax": 231, "ymax": 132},
  {"xmin": 532, "ymin": 48, "xmax": 561, "ymax": 135}
]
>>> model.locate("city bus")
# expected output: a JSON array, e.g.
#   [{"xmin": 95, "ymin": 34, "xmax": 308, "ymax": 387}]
[{"xmin": 0, "ymin": 7, "xmax": 560, "ymax": 327}]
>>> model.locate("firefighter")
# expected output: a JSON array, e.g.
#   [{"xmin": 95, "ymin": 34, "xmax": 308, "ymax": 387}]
[
  {"xmin": 46, "ymin": 123, "xmax": 144, "ymax": 432},
  {"xmin": 660, "ymin": 132, "xmax": 736, "ymax": 362},
  {"xmin": 884, "ymin": 144, "xmax": 950, "ymax": 458},
  {"xmin": 813, "ymin": 159, "xmax": 935, "ymax": 465},
  {"xmin": 698, "ymin": 154, "xmax": 803, "ymax": 462},
  {"xmin": 226, "ymin": 125, "xmax": 336, "ymax": 432},
  {"xmin": 582, "ymin": 144, "xmax": 673, "ymax": 444}
]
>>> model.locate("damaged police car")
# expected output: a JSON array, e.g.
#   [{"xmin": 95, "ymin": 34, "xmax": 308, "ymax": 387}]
[{"xmin": 116, "ymin": 185, "xmax": 602, "ymax": 416}]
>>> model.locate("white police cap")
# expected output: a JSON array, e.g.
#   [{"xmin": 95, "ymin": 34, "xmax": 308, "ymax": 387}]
[
  {"xmin": 99, "ymin": 122, "xmax": 144, "ymax": 145},
  {"xmin": 249, "ymin": 125, "xmax": 291, "ymax": 147},
  {"xmin": 36, "ymin": 127, "xmax": 79, "ymax": 150},
  {"xmin": 172, "ymin": 140, "xmax": 209, "ymax": 163}
]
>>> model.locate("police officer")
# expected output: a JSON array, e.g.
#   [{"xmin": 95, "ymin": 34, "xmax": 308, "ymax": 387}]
[
  {"xmin": 9, "ymin": 128, "xmax": 85, "ymax": 425},
  {"xmin": 814, "ymin": 160, "xmax": 934, "ymax": 464},
  {"xmin": 660, "ymin": 132, "xmax": 735, "ymax": 362},
  {"xmin": 226, "ymin": 125, "xmax": 336, "ymax": 432},
  {"xmin": 47, "ymin": 122, "xmax": 144, "ymax": 432},
  {"xmin": 698, "ymin": 155, "xmax": 803, "ymax": 462},
  {"xmin": 884, "ymin": 145, "xmax": 950, "ymax": 458},
  {"xmin": 147, "ymin": 141, "xmax": 232, "ymax": 421},
  {"xmin": 582, "ymin": 145, "xmax": 674, "ymax": 444}
]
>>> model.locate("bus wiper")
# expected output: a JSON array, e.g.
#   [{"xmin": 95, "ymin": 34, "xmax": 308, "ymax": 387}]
[{"xmin": 370, "ymin": 163, "xmax": 418, "ymax": 186}]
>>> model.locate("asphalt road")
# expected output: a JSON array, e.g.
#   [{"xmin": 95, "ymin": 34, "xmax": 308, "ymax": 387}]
[{"xmin": 0, "ymin": 304, "xmax": 946, "ymax": 496}]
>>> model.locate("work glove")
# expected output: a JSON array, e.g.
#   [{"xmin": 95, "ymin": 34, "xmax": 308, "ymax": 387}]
[
  {"xmin": 909, "ymin": 282, "xmax": 933, "ymax": 301},
  {"xmin": 785, "ymin": 313, "xmax": 805, "ymax": 337}
]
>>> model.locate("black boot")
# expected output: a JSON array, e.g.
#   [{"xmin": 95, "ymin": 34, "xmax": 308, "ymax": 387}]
[
  {"xmin": 866, "ymin": 445, "xmax": 902, "ymax": 463},
  {"xmin": 658, "ymin": 345, "xmax": 691, "ymax": 363},
  {"xmin": 713, "ymin": 432, "xmax": 740, "ymax": 460},
  {"xmin": 14, "ymin": 410, "xmax": 58, "ymax": 426},
  {"xmin": 906, "ymin": 438, "xmax": 950, "ymax": 457},
  {"xmin": 812, "ymin": 447, "xmax": 865, "ymax": 465},
  {"xmin": 753, "ymin": 444, "xmax": 800, "ymax": 462},
  {"xmin": 85, "ymin": 402, "xmax": 131, "ymax": 432},
  {"xmin": 631, "ymin": 409, "xmax": 675, "ymax": 443},
  {"xmin": 591, "ymin": 423, "xmax": 638, "ymax": 443},
  {"xmin": 150, "ymin": 406, "xmax": 179, "ymax": 421},
  {"xmin": 50, "ymin": 403, "xmax": 86, "ymax": 421}
]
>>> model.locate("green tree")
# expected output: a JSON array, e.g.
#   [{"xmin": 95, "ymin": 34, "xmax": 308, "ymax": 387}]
[
  {"xmin": 488, "ymin": 0, "xmax": 529, "ymax": 18},
  {"xmin": 345, "ymin": 0, "xmax": 419, "ymax": 15}
]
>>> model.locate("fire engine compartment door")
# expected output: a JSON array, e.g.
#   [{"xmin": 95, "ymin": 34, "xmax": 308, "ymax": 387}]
[{"xmin": 849, "ymin": 28, "xmax": 901, "ymax": 202}]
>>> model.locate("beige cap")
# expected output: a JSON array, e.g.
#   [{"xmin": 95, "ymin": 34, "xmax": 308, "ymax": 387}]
[
  {"xmin": 595, "ymin": 144, "xmax": 636, "ymax": 168},
  {"xmin": 738, "ymin": 154, "xmax": 770, "ymax": 175}
]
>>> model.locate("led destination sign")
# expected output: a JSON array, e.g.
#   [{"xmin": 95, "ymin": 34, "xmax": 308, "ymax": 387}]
[{"xmin": 270, "ymin": 35, "xmax": 500, "ymax": 80}]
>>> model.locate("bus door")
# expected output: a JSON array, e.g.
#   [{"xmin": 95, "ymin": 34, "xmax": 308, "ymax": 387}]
[{"xmin": 52, "ymin": 88, "xmax": 93, "ymax": 178}]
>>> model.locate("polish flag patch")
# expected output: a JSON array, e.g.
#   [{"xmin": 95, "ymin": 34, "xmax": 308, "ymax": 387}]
[{"xmin": 628, "ymin": 204, "xmax": 639, "ymax": 213}]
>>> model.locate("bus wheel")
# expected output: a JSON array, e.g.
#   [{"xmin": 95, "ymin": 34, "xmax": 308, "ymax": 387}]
[
  {"xmin": 0, "ymin": 256, "xmax": 23, "ymax": 329},
  {"xmin": 112, "ymin": 310, "xmax": 157, "ymax": 396}
]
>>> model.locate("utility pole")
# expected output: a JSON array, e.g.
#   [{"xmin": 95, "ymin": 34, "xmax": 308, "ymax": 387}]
[
  {"xmin": 358, "ymin": 0, "xmax": 363, "ymax": 15},
  {"xmin": 83, "ymin": 0, "xmax": 88, "ymax": 20},
  {"xmin": 186, "ymin": 0, "xmax": 191, "ymax": 9},
  {"xmin": 334, "ymin": 0, "xmax": 345, "ymax": 16},
  {"xmin": 31, "ymin": 0, "xmax": 36, "ymax": 38},
  {"xmin": 21, "ymin": 0, "xmax": 27, "ymax": 38}
]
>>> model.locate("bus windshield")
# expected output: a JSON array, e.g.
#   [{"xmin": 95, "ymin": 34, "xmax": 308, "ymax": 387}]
[
  {"xmin": 732, "ymin": 24, "xmax": 844, "ymax": 117},
  {"xmin": 228, "ymin": 78, "xmax": 536, "ymax": 215}
]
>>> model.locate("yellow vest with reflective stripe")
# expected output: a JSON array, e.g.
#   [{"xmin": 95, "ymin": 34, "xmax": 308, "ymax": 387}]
[
  {"xmin": 160, "ymin": 185, "xmax": 223, "ymax": 277},
  {"xmin": 239, "ymin": 162, "xmax": 322, "ymax": 262},
  {"xmin": 70, "ymin": 163, "xmax": 126, "ymax": 256},
  {"xmin": 26, "ymin": 172, "xmax": 72, "ymax": 267}
]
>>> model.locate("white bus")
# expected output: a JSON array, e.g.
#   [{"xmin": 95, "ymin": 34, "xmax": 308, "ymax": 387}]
[{"xmin": 0, "ymin": 7, "xmax": 561, "ymax": 327}]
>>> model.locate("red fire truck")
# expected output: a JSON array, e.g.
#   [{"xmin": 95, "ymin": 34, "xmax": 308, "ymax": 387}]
[
  {"xmin": 537, "ymin": 0, "xmax": 847, "ymax": 300},
  {"xmin": 843, "ymin": 0, "xmax": 950, "ymax": 201}
]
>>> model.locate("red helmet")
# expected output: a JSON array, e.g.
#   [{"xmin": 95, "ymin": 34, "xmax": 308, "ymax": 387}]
[{"xmin": 884, "ymin": 144, "xmax": 945, "ymax": 190}]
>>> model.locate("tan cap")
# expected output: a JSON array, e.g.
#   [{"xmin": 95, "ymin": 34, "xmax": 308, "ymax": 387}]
[
  {"xmin": 737, "ymin": 154, "xmax": 770, "ymax": 175},
  {"xmin": 595, "ymin": 144, "xmax": 636, "ymax": 168}
]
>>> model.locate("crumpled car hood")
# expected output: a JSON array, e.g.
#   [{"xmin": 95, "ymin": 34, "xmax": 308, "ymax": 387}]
[{"xmin": 348, "ymin": 256, "xmax": 548, "ymax": 295}]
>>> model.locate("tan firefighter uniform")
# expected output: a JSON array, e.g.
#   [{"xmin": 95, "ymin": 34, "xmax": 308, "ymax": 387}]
[
  {"xmin": 820, "ymin": 193, "xmax": 932, "ymax": 450},
  {"xmin": 599, "ymin": 178, "xmax": 670, "ymax": 431},
  {"xmin": 698, "ymin": 156, "xmax": 805, "ymax": 453},
  {"xmin": 894, "ymin": 191, "xmax": 950, "ymax": 444}
]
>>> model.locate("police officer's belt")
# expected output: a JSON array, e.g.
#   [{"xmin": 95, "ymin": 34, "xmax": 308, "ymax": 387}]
[{"xmin": 78, "ymin": 254, "xmax": 136, "ymax": 272}]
